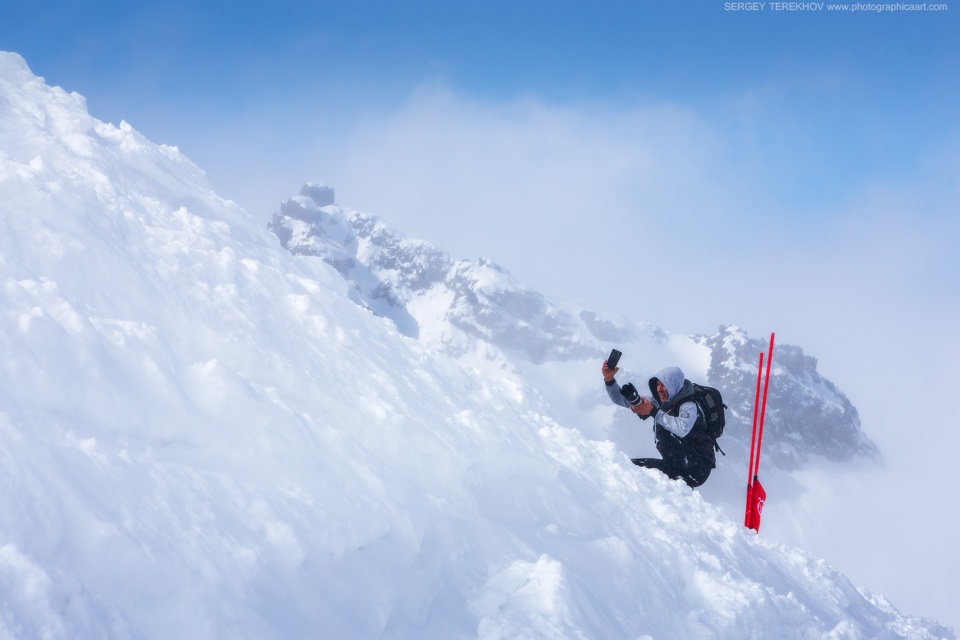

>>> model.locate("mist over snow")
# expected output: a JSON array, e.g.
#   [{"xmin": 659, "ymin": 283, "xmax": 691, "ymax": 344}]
[{"xmin": 0, "ymin": 51, "xmax": 955, "ymax": 639}]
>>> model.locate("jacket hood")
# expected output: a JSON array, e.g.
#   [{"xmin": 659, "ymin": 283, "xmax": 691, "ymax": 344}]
[{"xmin": 649, "ymin": 366, "xmax": 686, "ymax": 402}]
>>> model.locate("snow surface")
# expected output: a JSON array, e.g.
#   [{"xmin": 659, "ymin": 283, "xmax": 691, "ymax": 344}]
[{"xmin": 0, "ymin": 51, "xmax": 954, "ymax": 639}]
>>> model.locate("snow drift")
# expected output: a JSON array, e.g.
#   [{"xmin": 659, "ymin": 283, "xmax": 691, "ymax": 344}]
[{"xmin": 0, "ymin": 51, "xmax": 953, "ymax": 639}]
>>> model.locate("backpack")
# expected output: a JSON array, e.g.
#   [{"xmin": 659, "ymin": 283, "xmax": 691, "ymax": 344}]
[{"xmin": 691, "ymin": 383, "xmax": 726, "ymax": 453}]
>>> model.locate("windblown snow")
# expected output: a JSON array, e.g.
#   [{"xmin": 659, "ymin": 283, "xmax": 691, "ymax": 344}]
[{"xmin": 0, "ymin": 52, "xmax": 953, "ymax": 639}]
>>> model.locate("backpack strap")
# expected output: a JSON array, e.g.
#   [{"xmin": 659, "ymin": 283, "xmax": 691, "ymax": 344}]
[{"xmin": 693, "ymin": 400, "xmax": 726, "ymax": 455}]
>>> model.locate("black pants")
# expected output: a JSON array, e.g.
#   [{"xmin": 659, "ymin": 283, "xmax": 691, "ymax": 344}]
[{"xmin": 631, "ymin": 456, "xmax": 712, "ymax": 488}]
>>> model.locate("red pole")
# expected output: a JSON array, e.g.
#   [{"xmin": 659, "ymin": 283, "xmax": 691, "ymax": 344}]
[
  {"xmin": 747, "ymin": 352, "xmax": 764, "ymax": 483},
  {"xmin": 745, "ymin": 333, "xmax": 776, "ymax": 532},
  {"xmin": 744, "ymin": 351, "xmax": 765, "ymax": 529},
  {"xmin": 753, "ymin": 333, "xmax": 775, "ymax": 477}
]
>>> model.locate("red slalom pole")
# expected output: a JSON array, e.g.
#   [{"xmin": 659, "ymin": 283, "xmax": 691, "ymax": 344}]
[
  {"xmin": 754, "ymin": 333, "xmax": 775, "ymax": 480},
  {"xmin": 744, "ymin": 352, "xmax": 764, "ymax": 529},
  {"xmin": 747, "ymin": 352, "xmax": 764, "ymax": 481},
  {"xmin": 745, "ymin": 332, "xmax": 775, "ymax": 533}
]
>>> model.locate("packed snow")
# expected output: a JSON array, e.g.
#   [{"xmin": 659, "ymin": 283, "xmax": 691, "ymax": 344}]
[{"xmin": 0, "ymin": 52, "xmax": 953, "ymax": 639}]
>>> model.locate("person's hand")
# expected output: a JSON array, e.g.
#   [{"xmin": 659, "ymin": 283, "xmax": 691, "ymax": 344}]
[
  {"xmin": 630, "ymin": 397, "xmax": 655, "ymax": 417},
  {"xmin": 602, "ymin": 360, "xmax": 618, "ymax": 382}
]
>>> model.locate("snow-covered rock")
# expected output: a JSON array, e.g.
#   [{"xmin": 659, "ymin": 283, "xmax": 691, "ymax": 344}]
[{"xmin": 701, "ymin": 326, "xmax": 877, "ymax": 470}]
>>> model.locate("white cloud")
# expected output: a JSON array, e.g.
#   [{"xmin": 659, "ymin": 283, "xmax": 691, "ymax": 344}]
[
  {"xmin": 312, "ymin": 84, "xmax": 956, "ymax": 333},
  {"xmin": 313, "ymin": 86, "xmax": 748, "ymax": 315}
]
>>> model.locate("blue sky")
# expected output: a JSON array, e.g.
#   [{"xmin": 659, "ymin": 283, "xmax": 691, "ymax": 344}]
[
  {"xmin": 4, "ymin": 0, "xmax": 957, "ymax": 398},
  {"xmin": 3, "ymin": 0, "xmax": 960, "ymax": 629},
  {"xmin": 4, "ymin": 0, "xmax": 957, "ymax": 370},
  {"xmin": 6, "ymin": 2, "xmax": 956, "ymax": 221}
]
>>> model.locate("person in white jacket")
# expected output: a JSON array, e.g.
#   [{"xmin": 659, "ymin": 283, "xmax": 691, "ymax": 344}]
[{"xmin": 603, "ymin": 360, "xmax": 716, "ymax": 487}]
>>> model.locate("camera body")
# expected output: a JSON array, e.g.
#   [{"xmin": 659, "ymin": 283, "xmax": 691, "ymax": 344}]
[{"xmin": 620, "ymin": 382, "xmax": 644, "ymax": 407}]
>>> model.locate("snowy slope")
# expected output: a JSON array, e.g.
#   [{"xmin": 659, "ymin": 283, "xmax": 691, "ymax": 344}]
[{"xmin": 0, "ymin": 51, "xmax": 953, "ymax": 640}]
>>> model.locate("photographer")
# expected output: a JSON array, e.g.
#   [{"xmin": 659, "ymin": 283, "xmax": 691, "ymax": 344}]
[{"xmin": 602, "ymin": 359, "xmax": 716, "ymax": 488}]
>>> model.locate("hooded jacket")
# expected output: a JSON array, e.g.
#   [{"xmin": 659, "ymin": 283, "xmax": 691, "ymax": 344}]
[
  {"xmin": 606, "ymin": 366, "xmax": 716, "ymax": 469},
  {"xmin": 646, "ymin": 367, "xmax": 697, "ymax": 438}
]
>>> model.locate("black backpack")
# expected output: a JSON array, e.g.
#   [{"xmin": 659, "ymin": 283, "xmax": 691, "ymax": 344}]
[{"xmin": 691, "ymin": 383, "xmax": 726, "ymax": 452}]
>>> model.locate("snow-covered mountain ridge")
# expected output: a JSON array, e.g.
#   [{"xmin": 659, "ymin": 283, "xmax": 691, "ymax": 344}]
[
  {"xmin": 269, "ymin": 185, "xmax": 879, "ymax": 474},
  {"xmin": 1, "ymin": 51, "xmax": 951, "ymax": 639}
]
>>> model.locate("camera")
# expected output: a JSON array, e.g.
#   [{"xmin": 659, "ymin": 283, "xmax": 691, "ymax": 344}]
[{"xmin": 620, "ymin": 382, "xmax": 643, "ymax": 407}]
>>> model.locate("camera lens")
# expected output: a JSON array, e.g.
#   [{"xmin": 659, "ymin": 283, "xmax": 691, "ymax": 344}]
[{"xmin": 620, "ymin": 383, "xmax": 643, "ymax": 406}]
